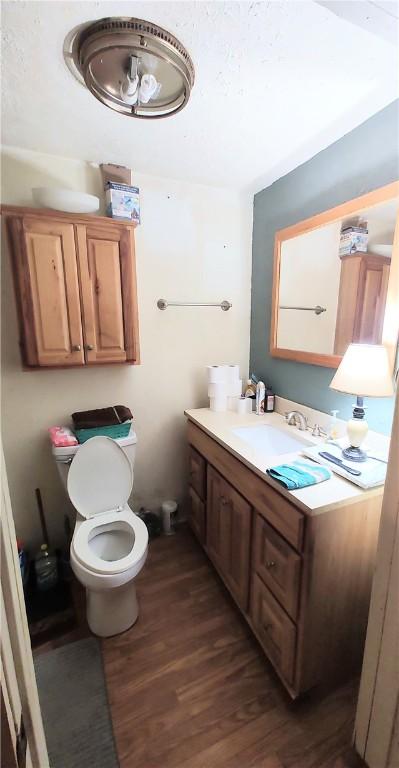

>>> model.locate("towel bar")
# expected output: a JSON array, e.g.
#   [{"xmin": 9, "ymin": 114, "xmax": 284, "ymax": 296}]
[
  {"xmin": 157, "ymin": 299, "xmax": 232, "ymax": 311},
  {"xmin": 279, "ymin": 305, "xmax": 326, "ymax": 315}
]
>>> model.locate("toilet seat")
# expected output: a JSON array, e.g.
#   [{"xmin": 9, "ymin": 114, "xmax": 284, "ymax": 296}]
[
  {"xmin": 67, "ymin": 435, "xmax": 133, "ymax": 519},
  {"xmin": 68, "ymin": 436, "xmax": 147, "ymax": 576},
  {"xmin": 72, "ymin": 508, "xmax": 148, "ymax": 575}
]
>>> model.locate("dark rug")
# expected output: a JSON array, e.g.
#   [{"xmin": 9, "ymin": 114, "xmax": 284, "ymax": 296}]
[{"xmin": 34, "ymin": 637, "xmax": 119, "ymax": 768}]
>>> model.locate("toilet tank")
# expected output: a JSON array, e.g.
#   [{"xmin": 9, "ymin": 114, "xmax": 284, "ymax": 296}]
[{"xmin": 52, "ymin": 429, "xmax": 138, "ymax": 490}]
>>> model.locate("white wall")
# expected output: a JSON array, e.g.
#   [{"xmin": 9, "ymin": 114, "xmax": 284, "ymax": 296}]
[{"xmin": 1, "ymin": 146, "xmax": 252, "ymax": 550}]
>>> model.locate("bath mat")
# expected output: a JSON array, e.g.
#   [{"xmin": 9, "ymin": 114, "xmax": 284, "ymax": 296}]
[{"xmin": 34, "ymin": 637, "xmax": 119, "ymax": 768}]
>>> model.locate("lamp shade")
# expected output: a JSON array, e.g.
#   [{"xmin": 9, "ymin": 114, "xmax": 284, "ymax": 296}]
[{"xmin": 330, "ymin": 344, "xmax": 394, "ymax": 397}]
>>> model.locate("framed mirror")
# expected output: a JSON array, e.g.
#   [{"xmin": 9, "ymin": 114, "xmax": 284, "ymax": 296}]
[{"xmin": 270, "ymin": 182, "xmax": 399, "ymax": 368}]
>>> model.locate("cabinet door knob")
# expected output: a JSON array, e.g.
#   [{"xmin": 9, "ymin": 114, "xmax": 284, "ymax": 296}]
[
  {"xmin": 72, "ymin": 344, "xmax": 81, "ymax": 352},
  {"xmin": 86, "ymin": 344, "xmax": 94, "ymax": 351},
  {"xmin": 266, "ymin": 561, "xmax": 276, "ymax": 569}
]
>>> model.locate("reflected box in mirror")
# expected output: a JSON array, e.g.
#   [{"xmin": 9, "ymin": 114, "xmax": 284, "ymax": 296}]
[{"xmin": 339, "ymin": 226, "xmax": 368, "ymax": 256}]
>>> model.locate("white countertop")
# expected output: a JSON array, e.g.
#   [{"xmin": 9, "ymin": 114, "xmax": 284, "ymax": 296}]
[{"xmin": 185, "ymin": 407, "xmax": 386, "ymax": 516}]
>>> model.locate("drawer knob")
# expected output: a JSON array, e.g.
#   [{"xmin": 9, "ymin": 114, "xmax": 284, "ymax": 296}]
[
  {"xmin": 72, "ymin": 344, "xmax": 81, "ymax": 352},
  {"xmin": 266, "ymin": 561, "xmax": 276, "ymax": 569},
  {"xmin": 86, "ymin": 344, "xmax": 94, "ymax": 351}
]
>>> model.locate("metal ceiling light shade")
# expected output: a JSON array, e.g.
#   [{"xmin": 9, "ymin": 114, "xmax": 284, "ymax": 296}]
[{"xmin": 64, "ymin": 17, "xmax": 195, "ymax": 119}]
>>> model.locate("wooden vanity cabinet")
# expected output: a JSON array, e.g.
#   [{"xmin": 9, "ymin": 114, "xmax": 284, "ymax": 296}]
[
  {"xmin": 187, "ymin": 420, "xmax": 382, "ymax": 698},
  {"xmin": 3, "ymin": 207, "xmax": 140, "ymax": 368}
]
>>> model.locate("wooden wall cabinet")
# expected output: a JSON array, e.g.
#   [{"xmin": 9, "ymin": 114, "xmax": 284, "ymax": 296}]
[
  {"xmin": 3, "ymin": 207, "xmax": 140, "ymax": 368},
  {"xmin": 334, "ymin": 251, "xmax": 390, "ymax": 355},
  {"xmin": 187, "ymin": 420, "xmax": 382, "ymax": 698}
]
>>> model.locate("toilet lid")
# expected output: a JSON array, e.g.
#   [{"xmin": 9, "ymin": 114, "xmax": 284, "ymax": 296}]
[{"xmin": 67, "ymin": 436, "xmax": 133, "ymax": 519}]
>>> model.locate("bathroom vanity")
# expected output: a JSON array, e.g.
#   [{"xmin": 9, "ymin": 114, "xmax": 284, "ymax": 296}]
[{"xmin": 185, "ymin": 407, "xmax": 384, "ymax": 698}]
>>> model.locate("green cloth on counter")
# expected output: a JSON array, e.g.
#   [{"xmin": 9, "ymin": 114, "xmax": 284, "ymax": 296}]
[{"xmin": 266, "ymin": 460, "xmax": 331, "ymax": 490}]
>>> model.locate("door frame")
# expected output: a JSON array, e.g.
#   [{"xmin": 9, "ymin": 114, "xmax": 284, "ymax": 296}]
[
  {"xmin": 354, "ymin": 386, "xmax": 399, "ymax": 767},
  {"xmin": 1, "ymin": 445, "xmax": 49, "ymax": 768}
]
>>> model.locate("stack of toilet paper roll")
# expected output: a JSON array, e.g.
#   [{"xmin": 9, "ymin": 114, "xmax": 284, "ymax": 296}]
[{"xmin": 207, "ymin": 365, "xmax": 242, "ymax": 412}]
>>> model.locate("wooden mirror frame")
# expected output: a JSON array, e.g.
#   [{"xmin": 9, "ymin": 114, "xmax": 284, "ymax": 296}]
[{"xmin": 270, "ymin": 181, "xmax": 399, "ymax": 369}]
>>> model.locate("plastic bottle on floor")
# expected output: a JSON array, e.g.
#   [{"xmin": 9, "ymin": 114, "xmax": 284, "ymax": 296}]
[{"xmin": 34, "ymin": 544, "xmax": 58, "ymax": 591}]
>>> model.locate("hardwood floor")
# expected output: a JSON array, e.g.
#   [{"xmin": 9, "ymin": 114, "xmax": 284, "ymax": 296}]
[{"xmin": 102, "ymin": 527, "xmax": 365, "ymax": 768}]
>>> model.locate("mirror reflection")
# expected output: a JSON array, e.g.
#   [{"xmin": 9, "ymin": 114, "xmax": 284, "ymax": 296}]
[{"xmin": 276, "ymin": 198, "xmax": 399, "ymax": 356}]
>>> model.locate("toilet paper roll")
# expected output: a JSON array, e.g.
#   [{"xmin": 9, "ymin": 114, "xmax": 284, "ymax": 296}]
[
  {"xmin": 226, "ymin": 379, "xmax": 242, "ymax": 397},
  {"xmin": 236, "ymin": 397, "xmax": 247, "ymax": 415},
  {"xmin": 227, "ymin": 396, "xmax": 239, "ymax": 411},
  {"xmin": 208, "ymin": 382, "xmax": 227, "ymax": 398},
  {"xmin": 209, "ymin": 395, "xmax": 227, "ymax": 412},
  {"xmin": 224, "ymin": 365, "xmax": 240, "ymax": 383},
  {"xmin": 246, "ymin": 398, "xmax": 254, "ymax": 414},
  {"xmin": 207, "ymin": 365, "xmax": 227, "ymax": 384}
]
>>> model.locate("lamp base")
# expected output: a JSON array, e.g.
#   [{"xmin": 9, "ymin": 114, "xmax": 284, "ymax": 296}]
[{"xmin": 342, "ymin": 445, "xmax": 368, "ymax": 463}]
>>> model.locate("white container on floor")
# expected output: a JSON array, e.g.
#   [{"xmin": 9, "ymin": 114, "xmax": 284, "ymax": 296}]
[{"xmin": 161, "ymin": 500, "xmax": 178, "ymax": 535}]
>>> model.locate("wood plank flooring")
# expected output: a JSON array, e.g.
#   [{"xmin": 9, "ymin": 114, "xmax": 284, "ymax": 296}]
[{"xmin": 102, "ymin": 527, "xmax": 365, "ymax": 768}]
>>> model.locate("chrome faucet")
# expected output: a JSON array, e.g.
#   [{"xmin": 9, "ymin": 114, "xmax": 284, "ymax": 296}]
[{"xmin": 285, "ymin": 410, "xmax": 308, "ymax": 431}]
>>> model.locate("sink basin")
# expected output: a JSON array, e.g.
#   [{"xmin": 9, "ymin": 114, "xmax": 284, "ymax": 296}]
[{"xmin": 232, "ymin": 424, "xmax": 307, "ymax": 455}]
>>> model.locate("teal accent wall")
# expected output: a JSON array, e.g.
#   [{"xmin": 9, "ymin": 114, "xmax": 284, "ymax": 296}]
[{"xmin": 250, "ymin": 100, "xmax": 399, "ymax": 435}]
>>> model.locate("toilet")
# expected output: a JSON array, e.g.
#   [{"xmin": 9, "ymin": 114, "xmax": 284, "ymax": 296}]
[{"xmin": 52, "ymin": 432, "xmax": 148, "ymax": 637}]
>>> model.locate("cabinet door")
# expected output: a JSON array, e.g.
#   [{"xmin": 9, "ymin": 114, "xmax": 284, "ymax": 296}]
[
  {"xmin": 206, "ymin": 466, "xmax": 251, "ymax": 612},
  {"xmin": 76, "ymin": 224, "xmax": 139, "ymax": 364},
  {"xmin": 355, "ymin": 261, "xmax": 390, "ymax": 344},
  {"xmin": 9, "ymin": 217, "xmax": 84, "ymax": 366},
  {"xmin": 188, "ymin": 487, "xmax": 205, "ymax": 544}
]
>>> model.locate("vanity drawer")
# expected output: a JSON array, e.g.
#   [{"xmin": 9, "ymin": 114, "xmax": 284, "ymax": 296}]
[
  {"xmin": 188, "ymin": 486, "xmax": 205, "ymax": 544},
  {"xmin": 189, "ymin": 446, "xmax": 206, "ymax": 500},
  {"xmin": 253, "ymin": 514, "xmax": 301, "ymax": 620},
  {"xmin": 251, "ymin": 573, "xmax": 297, "ymax": 686}
]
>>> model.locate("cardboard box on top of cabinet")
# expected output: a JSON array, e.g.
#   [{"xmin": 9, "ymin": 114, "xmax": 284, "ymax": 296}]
[
  {"xmin": 100, "ymin": 163, "xmax": 133, "ymax": 187},
  {"xmin": 105, "ymin": 182, "xmax": 141, "ymax": 224}
]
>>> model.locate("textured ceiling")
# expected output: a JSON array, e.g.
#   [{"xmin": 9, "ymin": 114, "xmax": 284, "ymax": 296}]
[{"xmin": 1, "ymin": 1, "xmax": 398, "ymax": 190}]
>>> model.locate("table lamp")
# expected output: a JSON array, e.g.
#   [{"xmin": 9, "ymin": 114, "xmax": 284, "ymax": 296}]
[{"xmin": 329, "ymin": 344, "xmax": 394, "ymax": 462}]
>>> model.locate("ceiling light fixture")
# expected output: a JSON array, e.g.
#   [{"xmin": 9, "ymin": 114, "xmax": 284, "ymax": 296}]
[{"xmin": 64, "ymin": 17, "xmax": 195, "ymax": 119}]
